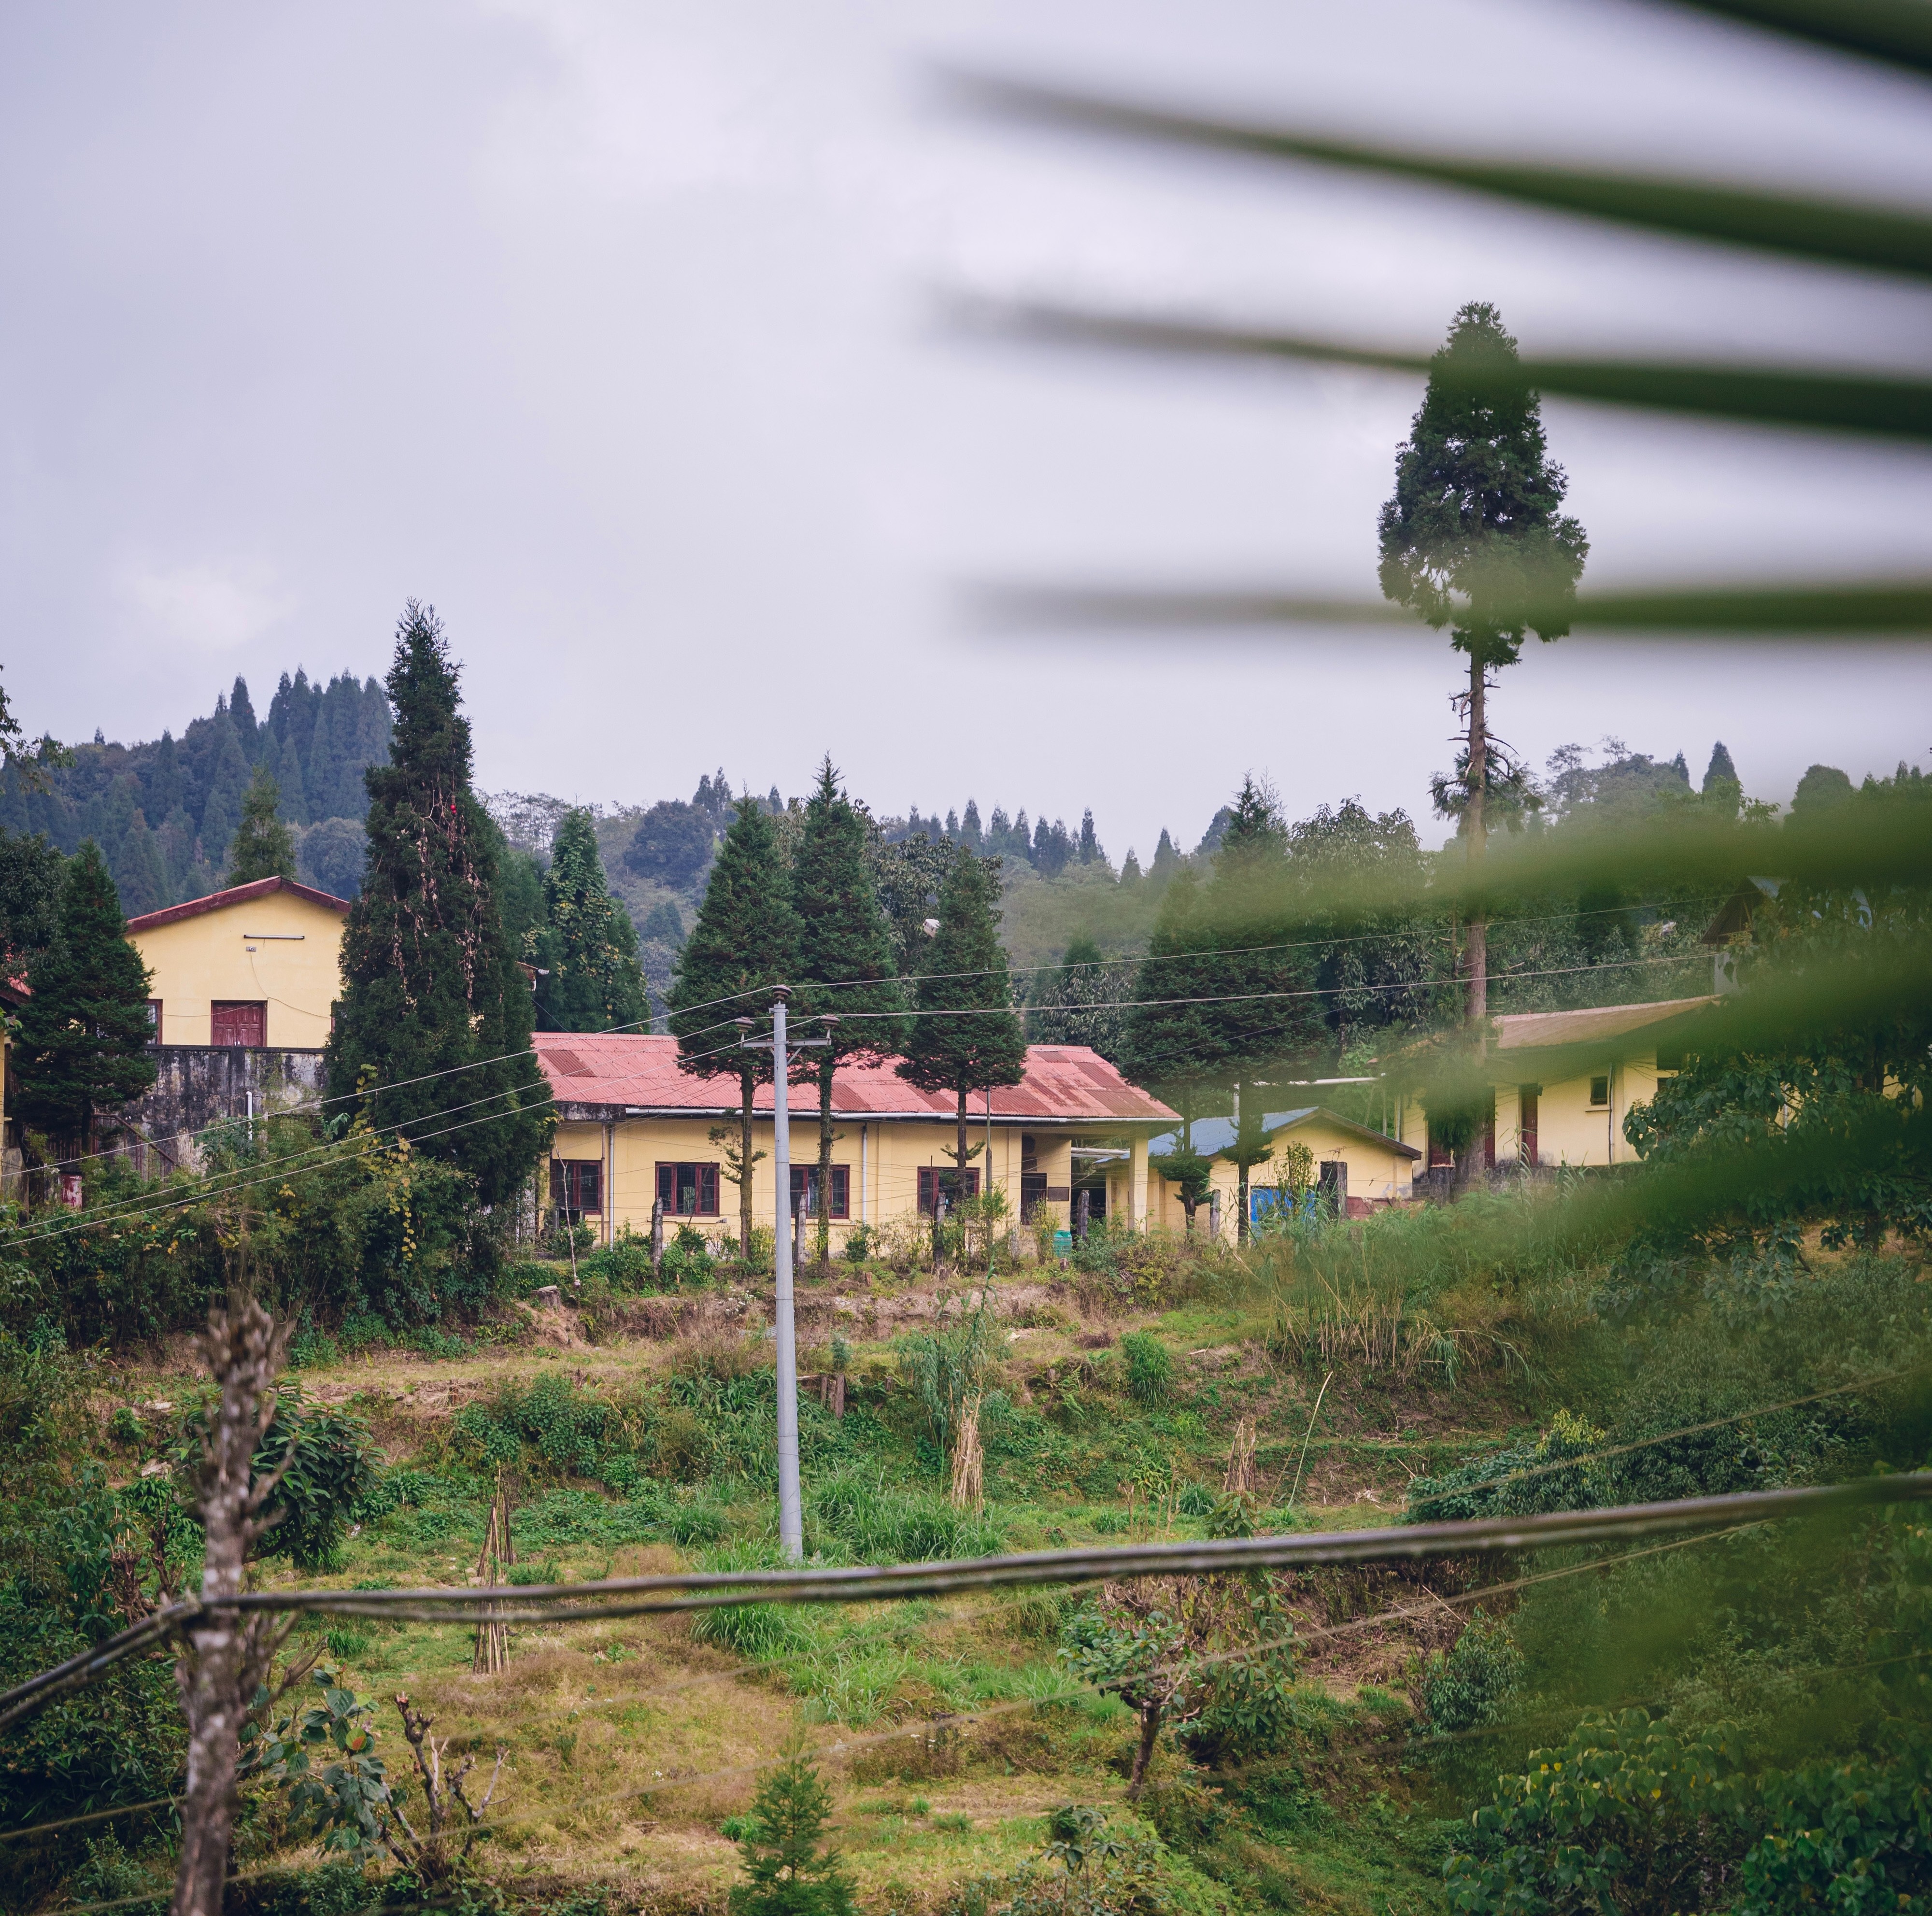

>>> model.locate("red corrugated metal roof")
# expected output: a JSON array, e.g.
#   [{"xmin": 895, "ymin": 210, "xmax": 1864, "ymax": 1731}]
[
  {"xmin": 125, "ymin": 874, "xmax": 351, "ymax": 933},
  {"xmin": 535, "ymin": 1033, "xmax": 1178, "ymax": 1122}
]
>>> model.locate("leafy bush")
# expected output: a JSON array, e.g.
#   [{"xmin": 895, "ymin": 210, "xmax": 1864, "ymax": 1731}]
[
  {"xmin": 1119, "ymin": 1332, "xmax": 1174, "ymax": 1406},
  {"xmin": 454, "ymin": 1372, "xmax": 623, "ymax": 1481},
  {"xmin": 1406, "ymin": 1411, "xmax": 1609, "ymax": 1524},
  {"xmin": 582, "ymin": 1235, "xmax": 657, "ymax": 1291},
  {"xmin": 1420, "ymin": 1610, "xmax": 1522, "ymax": 1736}
]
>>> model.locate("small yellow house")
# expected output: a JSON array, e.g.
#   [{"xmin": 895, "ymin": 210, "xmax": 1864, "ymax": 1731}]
[
  {"xmin": 1148, "ymin": 1105, "xmax": 1421, "ymax": 1231},
  {"xmin": 533, "ymin": 1035, "xmax": 1177, "ymax": 1246},
  {"xmin": 1393, "ymin": 995, "xmax": 1719, "ymax": 1172},
  {"xmin": 126, "ymin": 876, "xmax": 350, "ymax": 1050}
]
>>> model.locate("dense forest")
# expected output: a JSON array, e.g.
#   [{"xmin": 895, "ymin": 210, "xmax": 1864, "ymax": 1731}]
[{"xmin": 0, "ymin": 669, "xmax": 391, "ymax": 912}]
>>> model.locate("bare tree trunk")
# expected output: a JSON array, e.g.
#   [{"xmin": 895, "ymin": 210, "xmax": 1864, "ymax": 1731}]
[
  {"xmin": 956, "ymin": 1086, "xmax": 970, "ymax": 1211},
  {"xmin": 1127, "ymin": 1700, "xmax": 1164, "ymax": 1799},
  {"xmin": 171, "ymin": 1292, "xmax": 292, "ymax": 1916}
]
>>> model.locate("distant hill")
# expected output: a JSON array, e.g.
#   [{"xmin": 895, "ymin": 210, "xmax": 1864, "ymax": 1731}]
[{"xmin": 0, "ymin": 669, "xmax": 391, "ymax": 912}]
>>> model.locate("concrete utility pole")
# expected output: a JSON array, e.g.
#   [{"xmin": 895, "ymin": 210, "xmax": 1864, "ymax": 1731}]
[{"xmin": 739, "ymin": 987, "xmax": 829, "ymax": 1562}]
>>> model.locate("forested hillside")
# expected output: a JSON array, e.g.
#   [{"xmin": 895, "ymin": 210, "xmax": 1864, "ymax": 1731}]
[{"xmin": 0, "ymin": 669, "xmax": 391, "ymax": 911}]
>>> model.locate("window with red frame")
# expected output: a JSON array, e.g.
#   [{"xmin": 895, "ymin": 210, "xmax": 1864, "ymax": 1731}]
[
  {"xmin": 788, "ymin": 1164, "xmax": 849, "ymax": 1220},
  {"xmin": 917, "ymin": 1167, "xmax": 979, "ymax": 1217},
  {"xmin": 656, "ymin": 1161, "xmax": 721, "ymax": 1217}
]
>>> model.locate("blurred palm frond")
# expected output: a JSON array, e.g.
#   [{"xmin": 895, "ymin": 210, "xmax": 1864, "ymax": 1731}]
[{"xmin": 948, "ymin": 72, "xmax": 1932, "ymax": 279}]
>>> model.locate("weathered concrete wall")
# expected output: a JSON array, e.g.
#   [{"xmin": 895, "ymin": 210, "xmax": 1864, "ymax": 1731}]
[{"xmin": 112, "ymin": 1047, "xmax": 326, "ymax": 1176}]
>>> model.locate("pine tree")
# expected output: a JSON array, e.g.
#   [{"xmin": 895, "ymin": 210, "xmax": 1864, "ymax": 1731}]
[
  {"xmin": 1379, "ymin": 302, "xmax": 1588, "ymax": 1027},
  {"xmin": 1122, "ymin": 867, "xmax": 1229, "ymax": 1230},
  {"xmin": 668, "ymin": 796, "xmax": 798, "ymax": 1255},
  {"xmin": 1028, "ymin": 935, "xmax": 1125, "ymax": 1059},
  {"xmin": 229, "ymin": 676, "xmax": 259, "ymax": 758},
  {"xmin": 325, "ymin": 603, "xmax": 552, "ymax": 1207},
  {"xmin": 14, "ymin": 841, "xmax": 157, "ymax": 1164},
  {"xmin": 199, "ymin": 710, "xmax": 251, "ymax": 871},
  {"xmin": 1190, "ymin": 778, "xmax": 1327, "ymax": 1241},
  {"xmin": 115, "ymin": 810, "xmax": 170, "ymax": 915},
  {"xmin": 961, "ymin": 799, "xmax": 983, "ymax": 849},
  {"xmin": 898, "ymin": 843, "xmax": 1027, "ymax": 1208},
  {"xmin": 530, "ymin": 809, "xmax": 651, "ymax": 1035},
  {"xmin": 227, "ymin": 766, "xmax": 297, "ymax": 884},
  {"xmin": 1149, "ymin": 829, "xmax": 1181, "ymax": 886},
  {"xmin": 1702, "ymin": 741, "xmax": 1742, "ymax": 820},
  {"xmin": 727, "ymin": 1746, "xmax": 856, "ymax": 1916},
  {"xmin": 1078, "ymin": 809, "xmax": 1100, "ymax": 864},
  {"xmin": 790, "ymin": 759, "xmax": 905, "ymax": 1264}
]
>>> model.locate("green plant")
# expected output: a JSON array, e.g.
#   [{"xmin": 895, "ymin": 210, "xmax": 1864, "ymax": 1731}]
[
  {"xmin": 897, "ymin": 1287, "xmax": 999, "ymax": 1458},
  {"xmin": 1420, "ymin": 1609, "xmax": 1522, "ymax": 1736},
  {"xmin": 1444, "ymin": 1709, "xmax": 1743, "ymax": 1916},
  {"xmin": 727, "ymin": 1744, "xmax": 857, "ymax": 1916},
  {"xmin": 842, "ymin": 1224, "xmax": 875, "ymax": 1263},
  {"xmin": 1119, "ymin": 1331, "xmax": 1174, "ymax": 1405}
]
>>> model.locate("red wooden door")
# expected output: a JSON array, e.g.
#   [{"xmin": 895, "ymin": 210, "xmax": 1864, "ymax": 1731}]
[{"xmin": 211, "ymin": 1000, "xmax": 266, "ymax": 1047}]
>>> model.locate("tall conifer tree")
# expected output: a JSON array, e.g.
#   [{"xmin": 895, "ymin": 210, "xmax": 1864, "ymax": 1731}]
[
  {"xmin": 668, "ymin": 796, "xmax": 798, "ymax": 1255},
  {"xmin": 15, "ymin": 841, "xmax": 157, "ymax": 1164},
  {"xmin": 1379, "ymin": 303, "xmax": 1587, "ymax": 1030},
  {"xmin": 531, "ymin": 809, "xmax": 650, "ymax": 1035},
  {"xmin": 227, "ymin": 766, "xmax": 297, "ymax": 885},
  {"xmin": 898, "ymin": 844, "xmax": 1026, "ymax": 1208},
  {"xmin": 1187, "ymin": 778, "xmax": 1326, "ymax": 1241},
  {"xmin": 325, "ymin": 604, "xmax": 551, "ymax": 1207},
  {"xmin": 1122, "ymin": 867, "xmax": 1228, "ymax": 1231},
  {"xmin": 791, "ymin": 758, "xmax": 904, "ymax": 1263}
]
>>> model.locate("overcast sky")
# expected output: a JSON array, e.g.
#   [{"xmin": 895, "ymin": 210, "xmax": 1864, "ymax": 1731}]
[{"xmin": 4, "ymin": 0, "xmax": 1930, "ymax": 861}]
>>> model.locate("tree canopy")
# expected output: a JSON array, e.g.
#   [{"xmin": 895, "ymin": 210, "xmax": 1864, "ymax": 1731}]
[
  {"xmin": 325, "ymin": 603, "xmax": 552, "ymax": 1208},
  {"xmin": 531, "ymin": 809, "xmax": 650, "ymax": 1035},
  {"xmin": 227, "ymin": 766, "xmax": 297, "ymax": 885},
  {"xmin": 14, "ymin": 841, "xmax": 157, "ymax": 1161},
  {"xmin": 899, "ymin": 842, "xmax": 1027, "ymax": 1196}
]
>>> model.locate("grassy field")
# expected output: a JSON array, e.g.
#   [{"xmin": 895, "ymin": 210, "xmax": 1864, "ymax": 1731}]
[{"xmin": 50, "ymin": 1199, "xmax": 1926, "ymax": 1915}]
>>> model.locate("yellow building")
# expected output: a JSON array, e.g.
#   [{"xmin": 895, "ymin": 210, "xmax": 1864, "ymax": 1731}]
[
  {"xmin": 126, "ymin": 876, "xmax": 350, "ymax": 1050},
  {"xmin": 533, "ymin": 1035, "xmax": 1177, "ymax": 1245},
  {"xmin": 1394, "ymin": 995, "xmax": 1719, "ymax": 1172},
  {"xmin": 1148, "ymin": 1104, "xmax": 1420, "ymax": 1232}
]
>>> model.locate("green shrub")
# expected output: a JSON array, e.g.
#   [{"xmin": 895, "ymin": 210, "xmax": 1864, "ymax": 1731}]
[
  {"xmin": 1118, "ymin": 1332, "xmax": 1174, "ymax": 1406},
  {"xmin": 582, "ymin": 1235, "xmax": 657, "ymax": 1291},
  {"xmin": 690, "ymin": 1547, "xmax": 804, "ymax": 1658},
  {"xmin": 1420, "ymin": 1610, "xmax": 1522, "ymax": 1736},
  {"xmin": 1406, "ymin": 1411, "xmax": 1609, "ymax": 1524}
]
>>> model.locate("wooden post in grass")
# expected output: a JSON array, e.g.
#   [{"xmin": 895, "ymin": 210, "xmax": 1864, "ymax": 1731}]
[
  {"xmin": 473, "ymin": 1471, "xmax": 511, "ymax": 1675},
  {"xmin": 1223, "ymin": 1416, "xmax": 1258, "ymax": 1498},
  {"xmin": 651, "ymin": 1198, "xmax": 665, "ymax": 1280},
  {"xmin": 951, "ymin": 1396, "xmax": 983, "ymax": 1511}
]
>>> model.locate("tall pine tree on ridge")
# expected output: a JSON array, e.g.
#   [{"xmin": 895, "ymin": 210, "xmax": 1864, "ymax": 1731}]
[
  {"xmin": 668, "ymin": 795, "xmax": 798, "ymax": 1256},
  {"xmin": 325, "ymin": 603, "xmax": 551, "ymax": 1208},
  {"xmin": 897, "ymin": 842, "xmax": 1026, "ymax": 1214},
  {"xmin": 791, "ymin": 757, "xmax": 905, "ymax": 1265},
  {"xmin": 1378, "ymin": 302, "xmax": 1588, "ymax": 1036},
  {"xmin": 531, "ymin": 809, "xmax": 650, "ymax": 1035}
]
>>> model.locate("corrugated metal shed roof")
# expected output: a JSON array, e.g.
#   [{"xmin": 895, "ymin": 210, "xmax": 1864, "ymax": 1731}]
[
  {"xmin": 1492, "ymin": 995, "xmax": 1719, "ymax": 1053},
  {"xmin": 1152, "ymin": 1107, "xmax": 1420, "ymax": 1160},
  {"xmin": 536, "ymin": 1034, "xmax": 1177, "ymax": 1123}
]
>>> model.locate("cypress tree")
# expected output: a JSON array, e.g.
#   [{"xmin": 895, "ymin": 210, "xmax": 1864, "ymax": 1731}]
[
  {"xmin": 325, "ymin": 603, "xmax": 551, "ymax": 1207},
  {"xmin": 897, "ymin": 843, "xmax": 1027, "ymax": 1209},
  {"xmin": 227, "ymin": 766, "xmax": 297, "ymax": 884},
  {"xmin": 1190, "ymin": 777, "xmax": 1327, "ymax": 1241},
  {"xmin": 199, "ymin": 711, "xmax": 251, "ymax": 871},
  {"xmin": 668, "ymin": 796, "xmax": 798, "ymax": 1255},
  {"xmin": 790, "ymin": 758, "xmax": 905, "ymax": 1263},
  {"xmin": 115, "ymin": 811, "xmax": 170, "ymax": 915},
  {"xmin": 530, "ymin": 809, "xmax": 650, "ymax": 1034},
  {"xmin": 14, "ymin": 841, "xmax": 157, "ymax": 1165},
  {"xmin": 727, "ymin": 1746, "xmax": 856, "ymax": 1916},
  {"xmin": 1378, "ymin": 302, "xmax": 1588, "ymax": 1026},
  {"xmin": 1122, "ymin": 867, "xmax": 1228, "ymax": 1232}
]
